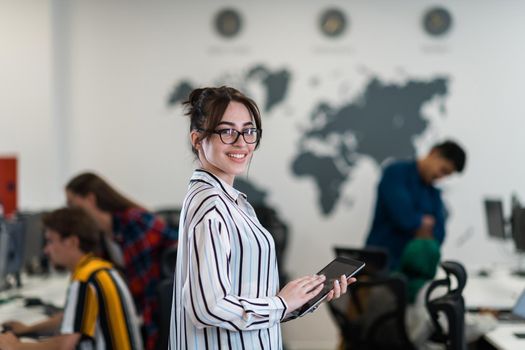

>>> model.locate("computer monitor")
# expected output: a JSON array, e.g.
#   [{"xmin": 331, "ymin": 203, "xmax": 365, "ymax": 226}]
[
  {"xmin": 0, "ymin": 219, "xmax": 9, "ymax": 291},
  {"xmin": 17, "ymin": 211, "xmax": 47, "ymax": 274},
  {"xmin": 0, "ymin": 217, "xmax": 25, "ymax": 291},
  {"xmin": 484, "ymin": 199, "xmax": 507, "ymax": 239},
  {"xmin": 482, "ymin": 195, "xmax": 525, "ymax": 277},
  {"xmin": 511, "ymin": 206, "xmax": 525, "ymax": 253}
]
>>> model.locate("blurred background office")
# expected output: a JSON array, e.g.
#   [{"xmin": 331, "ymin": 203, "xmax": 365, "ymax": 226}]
[{"xmin": 2, "ymin": 1, "xmax": 525, "ymax": 348}]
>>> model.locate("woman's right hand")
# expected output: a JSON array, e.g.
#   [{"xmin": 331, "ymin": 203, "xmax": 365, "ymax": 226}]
[{"xmin": 277, "ymin": 275, "xmax": 326, "ymax": 313}]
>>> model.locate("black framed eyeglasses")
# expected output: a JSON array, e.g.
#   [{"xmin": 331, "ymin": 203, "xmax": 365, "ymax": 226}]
[{"xmin": 207, "ymin": 128, "xmax": 262, "ymax": 145}]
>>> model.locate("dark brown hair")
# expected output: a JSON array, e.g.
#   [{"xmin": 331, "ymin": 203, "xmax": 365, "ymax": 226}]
[
  {"xmin": 42, "ymin": 207, "xmax": 100, "ymax": 253},
  {"xmin": 183, "ymin": 86, "xmax": 262, "ymax": 156},
  {"xmin": 432, "ymin": 140, "xmax": 467, "ymax": 172},
  {"xmin": 66, "ymin": 172, "xmax": 142, "ymax": 213}
]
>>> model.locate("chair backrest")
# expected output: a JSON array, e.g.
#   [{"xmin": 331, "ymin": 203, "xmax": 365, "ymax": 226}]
[
  {"xmin": 253, "ymin": 205, "xmax": 290, "ymax": 286},
  {"xmin": 425, "ymin": 260, "xmax": 467, "ymax": 350},
  {"xmin": 334, "ymin": 246, "xmax": 389, "ymax": 277},
  {"xmin": 156, "ymin": 279, "xmax": 174, "ymax": 350},
  {"xmin": 440, "ymin": 261, "xmax": 467, "ymax": 298},
  {"xmin": 328, "ymin": 275, "xmax": 415, "ymax": 350},
  {"xmin": 154, "ymin": 207, "xmax": 182, "ymax": 232},
  {"xmin": 160, "ymin": 246, "xmax": 178, "ymax": 279}
]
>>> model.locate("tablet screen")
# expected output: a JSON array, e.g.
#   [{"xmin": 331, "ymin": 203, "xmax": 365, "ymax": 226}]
[{"xmin": 293, "ymin": 257, "xmax": 365, "ymax": 318}]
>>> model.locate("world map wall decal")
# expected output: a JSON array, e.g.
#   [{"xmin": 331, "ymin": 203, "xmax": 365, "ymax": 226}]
[{"xmin": 168, "ymin": 65, "xmax": 449, "ymax": 216}]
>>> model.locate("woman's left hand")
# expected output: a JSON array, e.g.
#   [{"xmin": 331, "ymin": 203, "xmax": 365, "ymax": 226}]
[{"xmin": 325, "ymin": 275, "xmax": 356, "ymax": 302}]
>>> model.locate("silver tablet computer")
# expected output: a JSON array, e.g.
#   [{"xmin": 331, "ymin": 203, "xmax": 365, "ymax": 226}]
[{"xmin": 287, "ymin": 256, "xmax": 365, "ymax": 319}]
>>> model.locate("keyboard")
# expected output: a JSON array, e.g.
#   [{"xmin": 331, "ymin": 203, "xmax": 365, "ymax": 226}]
[{"xmin": 497, "ymin": 311, "xmax": 525, "ymax": 323}]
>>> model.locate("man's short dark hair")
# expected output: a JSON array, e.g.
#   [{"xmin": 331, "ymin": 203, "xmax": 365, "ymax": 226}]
[
  {"xmin": 42, "ymin": 207, "xmax": 100, "ymax": 253},
  {"xmin": 432, "ymin": 140, "xmax": 467, "ymax": 173}
]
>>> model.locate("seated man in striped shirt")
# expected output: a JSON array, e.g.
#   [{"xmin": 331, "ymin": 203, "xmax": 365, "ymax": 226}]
[{"xmin": 0, "ymin": 207, "xmax": 143, "ymax": 350}]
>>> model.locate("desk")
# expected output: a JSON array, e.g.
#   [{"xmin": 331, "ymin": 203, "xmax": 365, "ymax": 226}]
[
  {"xmin": 464, "ymin": 268, "xmax": 525, "ymax": 310},
  {"xmin": 484, "ymin": 323, "xmax": 525, "ymax": 350},
  {"xmin": 463, "ymin": 268, "xmax": 525, "ymax": 349},
  {"xmin": 0, "ymin": 273, "xmax": 69, "ymax": 324}
]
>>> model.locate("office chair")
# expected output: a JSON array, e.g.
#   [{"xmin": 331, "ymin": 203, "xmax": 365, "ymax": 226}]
[
  {"xmin": 154, "ymin": 206, "xmax": 180, "ymax": 277},
  {"xmin": 333, "ymin": 246, "xmax": 389, "ymax": 277},
  {"xmin": 154, "ymin": 207, "xmax": 182, "ymax": 233},
  {"xmin": 425, "ymin": 260, "xmax": 468, "ymax": 350},
  {"xmin": 160, "ymin": 246, "xmax": 178, "ymax": 279},
  {"xmin": 328, "ymin": 275, "xmax": 416, "ymax": 350},
  {"xmin": 156, "ymin": 278, "xmax": 174, "ymax": 350},
  {"xmin": 253, "ymin": 205, "xmax": 290, "ymax": 287}
]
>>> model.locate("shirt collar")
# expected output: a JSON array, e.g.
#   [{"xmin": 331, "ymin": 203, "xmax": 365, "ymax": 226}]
[
  {"xmin": 191, "ymin": 169, "xmax": 247, "ymax": 202},
  {"xmin": 71, "ymin": 253, "xmax": 95, "ymax": 279},
  {"xmin": 411, "ymin": 160, "xmax": 438, "ymax": 190}
]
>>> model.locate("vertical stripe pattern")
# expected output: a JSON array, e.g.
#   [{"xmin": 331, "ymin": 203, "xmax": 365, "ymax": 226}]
[
  {"xmin": 170, "ymin": 170, "xmax": 287, "ymax": 350},
  {"xmin": 61, "ymin": 255, "xmax": 144, "ymax": 350}
]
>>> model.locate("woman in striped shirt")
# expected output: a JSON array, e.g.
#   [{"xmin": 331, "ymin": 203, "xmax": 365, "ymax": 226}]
[{"xmin": 170, "ymin": 86, "xmax": 354, "ymax": 349}]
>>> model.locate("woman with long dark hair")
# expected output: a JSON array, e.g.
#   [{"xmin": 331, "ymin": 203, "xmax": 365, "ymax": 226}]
[{"xmin": 66, "ymin": 172, "xmax": 177, "ymax": 350}]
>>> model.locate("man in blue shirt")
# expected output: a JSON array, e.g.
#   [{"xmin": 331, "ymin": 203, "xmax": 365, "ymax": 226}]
[{"xmin": 365, "ymin": 140, "xmax": 466, "ymax": 270}]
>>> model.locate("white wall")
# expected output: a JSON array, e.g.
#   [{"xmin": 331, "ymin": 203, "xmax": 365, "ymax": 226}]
[
  {"xmin": 2, "ymin": 0, "xmax": 525, "ymax": 348},
  {"xmin": 0, "ymin": 0, "xmax": 63, "ymax": 209}
]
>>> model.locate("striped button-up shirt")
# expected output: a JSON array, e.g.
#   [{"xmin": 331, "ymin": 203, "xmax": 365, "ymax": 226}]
[
  {"xmin": 61, "ymin": 254, "xmax": 143, "ymax": 350},
  {"xmin": 170, "ymin": 169, "xmax": 287, "ymax": 350}
]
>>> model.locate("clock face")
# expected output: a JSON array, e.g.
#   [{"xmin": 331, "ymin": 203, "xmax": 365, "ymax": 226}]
[
  {"xmin": 423, "ymin": 7, "xmax": 452, "ymax": 37},
  {"xmin": 319, "ymin": 8, "xmax": 347, "ymax": 38},
  {"xmin": 215, "ymin": 8, "xmax": 242, "ymax": 38}
]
